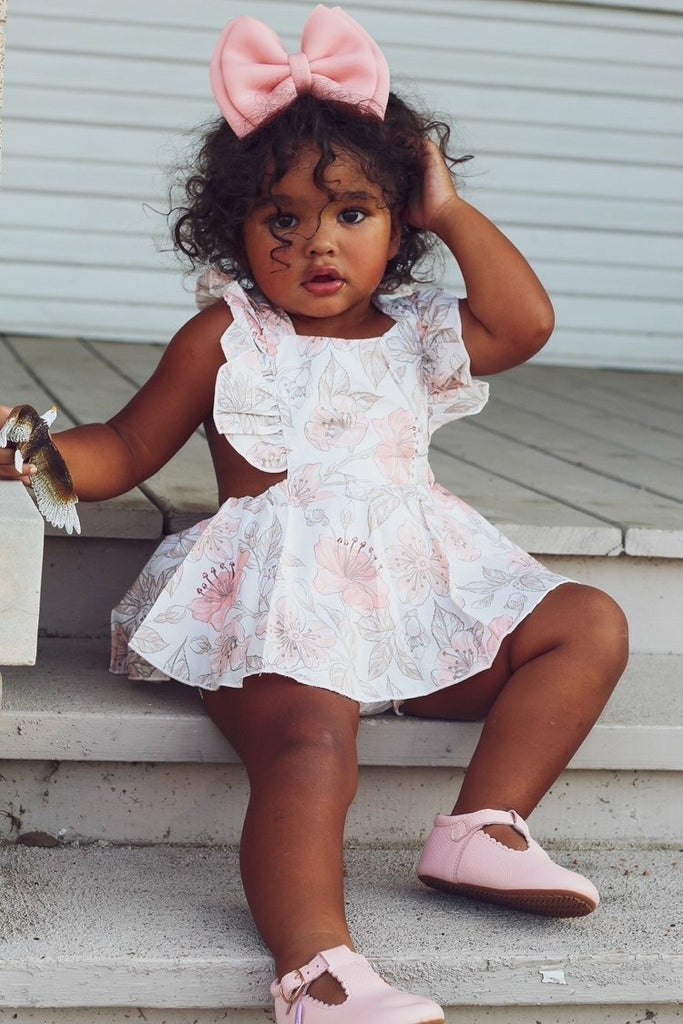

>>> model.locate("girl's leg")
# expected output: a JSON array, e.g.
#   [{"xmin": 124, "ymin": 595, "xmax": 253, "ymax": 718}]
[
  {"xmin": 402, "ymin": 583, "xmax": 629, "ymax": 847},
  {"xmin": 202, "ymin": 673, "xmax": 360, "ymax": 1004}
]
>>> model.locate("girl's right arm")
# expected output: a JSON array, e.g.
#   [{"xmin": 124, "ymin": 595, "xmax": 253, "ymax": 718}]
[{"xmin": 0, "ymin": 301, "xmax": 233, "ymax": 502}]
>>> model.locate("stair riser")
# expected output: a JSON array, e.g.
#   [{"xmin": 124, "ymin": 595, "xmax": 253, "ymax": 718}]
[
  {"xmin": 0, "ymin": 1006, "xmax": 679, "ymax": 1023},
  {"xmin": 2, "ymin": 761, "xmax": 679, "ymax": 846},
  {"xmin": 39, "ymin": 539, "xmax": 683, "ymax": 655}
]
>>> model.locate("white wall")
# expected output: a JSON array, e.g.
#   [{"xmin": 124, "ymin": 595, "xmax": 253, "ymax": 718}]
[{"xmin": 0, "ymin": 0, "xmax": 681, "ymax": 369}]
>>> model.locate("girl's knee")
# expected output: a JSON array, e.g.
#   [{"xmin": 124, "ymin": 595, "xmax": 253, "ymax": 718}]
[
  {"xmin": 566, "ymin": 584, "xmax": 630, "ymax": 673},
  {"xmin": 253, "ymin": 708, "xmax": 360, "ymax": 802}
]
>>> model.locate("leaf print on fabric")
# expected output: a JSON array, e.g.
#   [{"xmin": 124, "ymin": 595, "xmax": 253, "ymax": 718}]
[
  {"xmin": 254, "ymin": 518, "xmax": 284, "ymax": 570},
  {"xmin": 188, "ymin": 548, "xmax": 250, "ymax": 632},
  {"xmin": 359, "ymin": 342, "xmax": 389, "ymax": 388},
  {"xmin": 115, "ymin": 566, "xmax": 176, "ymax": 625},
  {"xmin": 131, "ymin": 626, "xmax": 169, "ymax": 655},
  {"xmin": 110, "ymin": 622, "xmax": 131, "ymax": 673},
  {"xmin": 372, "ymin": 408, "xmax": 417, "ymax": 485},
  {"xmin": 431, "ymin": 603, "xmax": 467, "ymax": 649},
  {"xmin": 319, "ymin": 355, "xmax": 351, "ymax": 404},
  {"xmin": 314, "ymin": 537, "xmax": 389, "ymax": 611},
  {"xmin": 385, "ymin": 525, "xmax": 450, "ymax": 604},
  {"xmin": 164, "ymin": 640, "xmax": 191, "ymax": 681},
  {"xmin": 153, "ymin": 604, "xmax": 187, "ymax": 625},
  {"xmin": 515, "ymin": 571, "xmax": 558, "ymax": 591},
  {"xmin": 358, "ymin": 608, "xmax": 394, "ymax": 643},
  {"xmin": 369, "ymin": 639, "xmax": 393, "ymax": 679},
  {"xmin": 367, "ymin": 490, "xmax": 401, "ymax": 532}
]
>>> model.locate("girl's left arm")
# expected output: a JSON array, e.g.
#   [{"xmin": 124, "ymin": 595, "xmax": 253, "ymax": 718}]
[{"xmin": 407, "ymin": 142, "xmax": 555, "ymax": 376}]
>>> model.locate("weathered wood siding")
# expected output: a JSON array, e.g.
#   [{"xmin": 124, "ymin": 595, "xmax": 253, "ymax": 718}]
[{"xmin": 0, "ymin": 0, "xmax": 681, "ymax": 369}]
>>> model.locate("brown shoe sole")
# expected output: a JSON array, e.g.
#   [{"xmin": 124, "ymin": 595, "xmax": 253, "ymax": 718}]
[{"xmin": 418, "ymin": 874, "xmax": 597, "ymax": 918}]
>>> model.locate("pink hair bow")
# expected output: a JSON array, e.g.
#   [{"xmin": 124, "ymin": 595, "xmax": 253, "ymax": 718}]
[{"xmin": 210, "ymin": 4, "xmax": 390, "ymax": 137}]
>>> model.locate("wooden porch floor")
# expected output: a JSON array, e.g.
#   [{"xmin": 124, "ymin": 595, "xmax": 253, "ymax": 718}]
[{"xmin": 1, "ymin": 333, "xmax": 682, "ymax": 559}]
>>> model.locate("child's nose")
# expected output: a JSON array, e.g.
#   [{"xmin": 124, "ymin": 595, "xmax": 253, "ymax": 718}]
[{"xmin": 305, "ymin": 218, "xmax": 337, "ymax": 256}]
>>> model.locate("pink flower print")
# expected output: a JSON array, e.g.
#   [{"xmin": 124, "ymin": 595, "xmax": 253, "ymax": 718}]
[
  {"xmin": 372, "ymin": 408, "xmax": 417, "ymax": 484},
  {"xmin": 432, "ymin": 629, "xmax": 483, "ymax": 687},
  {"xmin": 187, "ymin": 514, "xmax": 239, "ymax": 564},
  {"xmin": 267, "ymin": 598, "xmax": 336, "ymax": 670},
  {"xmin": 305, "ymin": 395, "xmax": 368, "ymax": 451},
  {"xmin": 314, "ymin": 536, "xmax": 389, "ymax": 611},
  {"xmin": 210, "ymin": 618, "xmax": 249, "ymax": 676},
  {"xmin": 287, "ymin": 463, "xmax": 333, "ymax": 509},
  {"xmin": 385, "ymin": 526, "xmax": 450, "ymax": 605},
  {"xmin": 188, "ymin": 548, "xmax": 250, "ymax": 632},
  {"xmin": 485, "ymin": 614, "xmax": 515, "ymax": 657}
]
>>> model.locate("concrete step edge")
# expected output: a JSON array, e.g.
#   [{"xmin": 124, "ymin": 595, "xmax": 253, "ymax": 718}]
[
  {"xmin": 1, "ymin": 640, "xmax": 682, "ymax": 770},
  {"xmin": 0, "ymin": 841, "xmax": 680, "ymax": 1010}
]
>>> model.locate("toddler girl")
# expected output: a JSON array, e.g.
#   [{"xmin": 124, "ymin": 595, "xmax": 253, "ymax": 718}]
[{"xmin": 0, "ymin": 6, "xmax": 629, "ymax": 1022}]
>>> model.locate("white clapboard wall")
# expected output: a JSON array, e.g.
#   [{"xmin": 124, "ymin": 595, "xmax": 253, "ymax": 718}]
[{"xmin": 0, "ymin": 0, "xmax": 681, "ymax": 369}]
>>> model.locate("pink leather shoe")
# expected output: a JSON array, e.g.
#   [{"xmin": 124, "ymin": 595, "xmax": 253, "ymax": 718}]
[
  {"xmin": 271, "ymin": 944, "xmax": 444, "ymax": 1023},
  {"xmin": 417, "ymin": 808, "xmax": 599, "ymax": 917}
]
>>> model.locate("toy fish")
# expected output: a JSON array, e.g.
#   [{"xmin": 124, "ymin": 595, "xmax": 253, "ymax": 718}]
[{"xmin": 0, "ymin": 404, "xmax": 81, "ymax": 535}]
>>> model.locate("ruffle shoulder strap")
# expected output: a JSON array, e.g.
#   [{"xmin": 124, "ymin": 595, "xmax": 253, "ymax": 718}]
[
  {"xmin": 410, "ymin": 288, "xmax": 489, "ymax": 435},
  {"xmin": 196, "ymin": 270, "xmax": 288, "ymax": 473}
]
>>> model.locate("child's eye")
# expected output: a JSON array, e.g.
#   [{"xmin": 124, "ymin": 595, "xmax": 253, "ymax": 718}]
[
  {"xmin": 269, "ymin": 213, "xmax": 299, "ymax": 232},
  {"xmin": 339, "ymin": 209, "xmax": 367, "ymax": 225}
]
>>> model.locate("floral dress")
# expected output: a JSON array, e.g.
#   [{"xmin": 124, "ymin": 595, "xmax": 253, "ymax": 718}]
[{"xmin": 110, "ymin": 272, "xmax": 569, "ymax": 707}]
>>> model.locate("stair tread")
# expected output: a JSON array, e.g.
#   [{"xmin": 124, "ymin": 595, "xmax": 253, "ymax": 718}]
[
  {"xmin": 0, "ymin": 841, "xmax": 679, "ymax": 1008},
  {"xmin": 2, "ymin": 639, "xmax": 681, "ymax": 769}
]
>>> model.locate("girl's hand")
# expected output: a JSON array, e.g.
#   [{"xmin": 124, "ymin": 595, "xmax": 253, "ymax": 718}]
[
  {"xmin": 405, "ymin": 139, "xmax": 460, "ymax": 236},
  {"xmin": 0, "ymin": 404, "xmax": 37, "ymax": 485}
]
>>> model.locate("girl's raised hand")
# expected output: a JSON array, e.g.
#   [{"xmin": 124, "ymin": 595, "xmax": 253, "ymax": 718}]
[
  {"xmin": 405, "ymin": 139, "xmax": 460, "ymax": 236},
  {"xmin": 0, "ymin": 404, "xmax": 37, "ymax": 485}
]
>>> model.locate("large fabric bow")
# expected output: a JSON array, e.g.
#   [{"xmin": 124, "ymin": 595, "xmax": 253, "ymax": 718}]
[{"xmin": 210, "ymin": 4, "xmax": 390, "ymax": 137}]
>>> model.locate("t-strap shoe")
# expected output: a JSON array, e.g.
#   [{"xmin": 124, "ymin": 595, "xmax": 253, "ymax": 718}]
[
  {"xmin": 417, "ymin": 808, "xmax": 599, "ymax": 917},
  {"xmin": 271, "ymin": 944, "xmax": 445, "ymax": 1023}
]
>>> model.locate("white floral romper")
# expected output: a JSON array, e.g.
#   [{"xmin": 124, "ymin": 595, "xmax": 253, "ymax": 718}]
[{"xmin": 110, "ymin": 271, "xmax": 569, "ymax": 709}]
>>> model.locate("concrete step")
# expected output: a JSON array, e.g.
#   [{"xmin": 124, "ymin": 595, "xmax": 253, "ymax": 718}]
[
  {"xmin": 3, "ymin": 1009, "xmax": 681, "ymax": 1024},
  {"xmin": 0, "ymin": 840, "xmax": 680, "ymax": 1018},
  {"xmin": 0, "ymin": 639, "xmax": 680, "ymax": 846}
]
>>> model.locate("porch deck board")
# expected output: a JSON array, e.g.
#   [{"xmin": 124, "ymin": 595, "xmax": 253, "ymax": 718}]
[{"xmin": 2, "ymin": 334, "xmax": 681, "ymax": 556}]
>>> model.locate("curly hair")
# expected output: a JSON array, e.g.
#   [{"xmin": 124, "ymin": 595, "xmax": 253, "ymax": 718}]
[{"xmin": 170, "ymin": 92, "xmax": 468, "ymax": 293}]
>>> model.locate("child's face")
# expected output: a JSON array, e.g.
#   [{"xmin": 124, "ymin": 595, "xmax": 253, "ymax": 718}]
[{"xmin": 242, "ymin": 146, "xmax": 400, "ymax": 336}]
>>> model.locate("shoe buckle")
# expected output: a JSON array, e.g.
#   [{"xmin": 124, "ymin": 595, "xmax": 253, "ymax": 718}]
[{"xmin": 282, "ymin": 970, "xmax": 307, "ymax": 1015}]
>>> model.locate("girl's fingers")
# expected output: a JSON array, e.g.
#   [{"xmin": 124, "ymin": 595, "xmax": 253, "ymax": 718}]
[{"xmin": 0, "ymin": 450, "xmax": 35, "ymax": 483}]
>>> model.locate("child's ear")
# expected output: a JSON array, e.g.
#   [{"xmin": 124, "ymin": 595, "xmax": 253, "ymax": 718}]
[{"xmin": 388, "ymin": 211, "xmax": 402, "ymax": 259}]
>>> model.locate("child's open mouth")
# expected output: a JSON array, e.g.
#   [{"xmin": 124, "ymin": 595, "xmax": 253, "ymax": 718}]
[{"xmin": 303, "ymin": 269, "xmax": 345, "ymax": 296}]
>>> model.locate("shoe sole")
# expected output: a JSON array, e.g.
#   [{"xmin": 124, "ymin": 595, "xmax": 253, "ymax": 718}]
[{"xmin": 418, "ymin": 874, "xmax": 597, "ymax": 917}]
